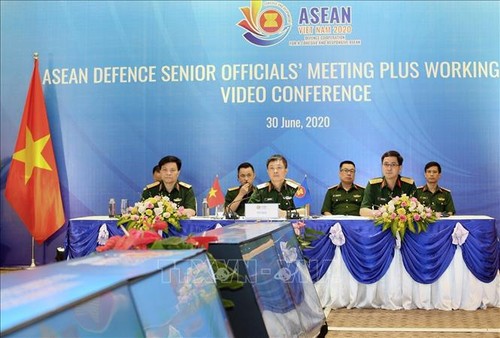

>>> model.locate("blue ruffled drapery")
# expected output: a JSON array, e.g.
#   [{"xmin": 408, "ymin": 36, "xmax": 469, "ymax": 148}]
[
  {"xmin": 303, "ymin": 221, "xmax": 396, "ymax": 284},
  {"xmin": 66, "ymin": 217, "xmax": 499, "ymax": 285},
  {"xmin": 304, "ymin": 218, "xmax": 499, "ymax": 284},
  {"xmin": 65, "ymin": 218, "xmax": 226, "ymax": 258},
  {"xmin": 454, "ymin": 219, "xmax": 499, "ymax": 283},
  {"xmin": 65, "ymin": 218, "xmax": 125, "ymax": 258}
]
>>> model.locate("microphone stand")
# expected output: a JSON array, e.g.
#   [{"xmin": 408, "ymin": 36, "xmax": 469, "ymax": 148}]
[
  {"xmin": 287, "ymin": 209, "xmax": 301, "ymax": 219},
  {"xmin": 279, "ymin": 190, "xmax": 301, "ymax": 219},
  {"xmin": 224, "ymin": 205, "xmax": 239, "ymax": 219},
  {"xmin": 224, "ymin": 194, "xmax": 253, "ymax": 219}
]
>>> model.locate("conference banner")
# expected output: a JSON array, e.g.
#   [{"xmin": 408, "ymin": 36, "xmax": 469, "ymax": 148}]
[{"xmin": 1, "ymin": 1, "xmax": 498, "ymax": 265}]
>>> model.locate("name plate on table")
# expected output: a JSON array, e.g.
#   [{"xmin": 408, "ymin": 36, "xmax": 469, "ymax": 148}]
[{"xmin": 245, "ymin": 203, "xmax": 279, "ymax": 219}]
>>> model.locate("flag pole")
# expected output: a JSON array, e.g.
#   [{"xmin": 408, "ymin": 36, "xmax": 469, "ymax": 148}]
[
  {"xmin": 215, "ymin": 174, "xmax": 223, "ymax": 218},
  {"xmin": 29, "ymin": 52, "xmax": 38, "ymax": 269},
  {"xmin": 29, "ymin": 237, "xmax": 36, "ymax": 268},
  {"xmin": 305, "ymin": 175, "xmax": 309, "ymax": 218}
]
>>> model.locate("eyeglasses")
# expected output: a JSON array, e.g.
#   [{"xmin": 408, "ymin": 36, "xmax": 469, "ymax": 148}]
[
  {"xmin": 340, "ymin": 169, "xmax": 355, "ymax": 174},
  {"xmin": 383, "ymin": 163, "xmax": 399, "ymax": 168}
]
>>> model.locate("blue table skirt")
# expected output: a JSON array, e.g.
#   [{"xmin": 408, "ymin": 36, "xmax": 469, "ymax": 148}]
[
  {"xmin": 303, "ymin": 218, "xmax": 499, "ymax": 285},
  {"xmin": 65, "ymin": 216, "xmax": 499, "ymax": 285}
]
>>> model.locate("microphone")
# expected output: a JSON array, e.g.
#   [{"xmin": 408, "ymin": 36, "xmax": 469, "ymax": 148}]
[
  {"xmin": 224, "ymin": 194, "xmax": 252, "ymax": 219},
  {"xmin": 287, "ymin": 208, "xmax": 301, "ymax": 219},
  {"xmin": 278, "ymin": 191, "xmax": 300, "ymax": 219}
]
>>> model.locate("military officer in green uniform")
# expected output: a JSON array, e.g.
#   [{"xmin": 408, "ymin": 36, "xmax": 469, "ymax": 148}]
[
  {"xmin": 224, "ymin": 162, "xmax": 256, "ymax": 217},
  {"xmin": 415, "ymin": 161, "xmax": 455, "ymax": 215},
  {"xmin": 142, "ymin": 155, "xmax": 196, "ymax": 217},
  {"xmin": 360, "ymin": 150, "xmax": 417, "ymax": 217},
  {"xmin": 152, "ymin": 164, "xmax": 161, "ymax": 182},
  {"xmin": 248, "ymin": 154, "xmax": 303, "ymax": 218},
  {"xmin": 322, "ymin": 160, "xmax": 365, "ymax": 216}
]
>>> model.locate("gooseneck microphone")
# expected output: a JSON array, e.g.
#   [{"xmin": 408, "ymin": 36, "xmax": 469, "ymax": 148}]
[
  {"xmin": 287, "ymin": 207, "xmax": 301, "ymax": 220},
  {"xmin": 279, "ymin": 191, "xmax": 300, "ymax": 219},
  {"xmin": 224, "ymin": 194, "xmax": 252, "ymax": 219}
]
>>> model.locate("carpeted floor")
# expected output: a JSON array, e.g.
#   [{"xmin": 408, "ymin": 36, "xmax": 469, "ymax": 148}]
[{"xmin": 324, "ymin": 307, "xmax": 500, "ymax": 337}]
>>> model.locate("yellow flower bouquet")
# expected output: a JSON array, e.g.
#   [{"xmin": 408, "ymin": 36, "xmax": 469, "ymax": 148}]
[
  {"xmin": 99, "ymin": 195, "xmax": 243, "ymax": 308},
  {"xmin": 117, "ymin": 195, "xmax": 188, "ymax": 232},
  {"xmin": 374, "ymin": 194, "xmax": 438, "ymax": 240}
]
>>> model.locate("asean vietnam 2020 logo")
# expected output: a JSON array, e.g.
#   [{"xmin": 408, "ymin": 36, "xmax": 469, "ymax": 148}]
[{"xmin": 237, "ymin": 1, "xmax": 292, "ymax": 47}]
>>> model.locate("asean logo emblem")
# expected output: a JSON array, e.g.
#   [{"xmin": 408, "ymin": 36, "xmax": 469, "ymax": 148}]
[
  {"xmin": 237, "ymin": 1, "xmax": 292, "ymax": 47},
  {"xmin": 294, "ymin": 185, "xmax": 305, "ymax": 198}
]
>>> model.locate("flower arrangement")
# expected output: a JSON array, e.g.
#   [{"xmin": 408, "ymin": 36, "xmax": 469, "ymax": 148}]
[
  {"xmin": 97, "ymin": 196, "xmax": 243, "ymax": 308},
  {"xmin": 96, "ymin": 222, "xmax": 166, "ymax": 252},
  {"xmin": 117, "ymin": 195, "xmax": 188, "ymax": 232},
  {"xmin": 98, "ymin": 233, "xmax": 243, "ymax": 308},
  {"xmin": 292, "ymin": 221, "xmax": 323, "ymax": 251},
  {"xmin": 373, "ymin": 194, "xmax": 438, "ymax": 240}
]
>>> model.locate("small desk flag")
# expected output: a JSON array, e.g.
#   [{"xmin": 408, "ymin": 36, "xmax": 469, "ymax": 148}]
[
  {"xmin": 293, "ymin": 175, "xmax": 312, "ymax": 207},
  {"xmin": 206, "ymin": 176, "xmax": 224, "ymax": 208},
  {"xmin": 5, "ymin": 55, "xmax": 65, "ymax": 243}
]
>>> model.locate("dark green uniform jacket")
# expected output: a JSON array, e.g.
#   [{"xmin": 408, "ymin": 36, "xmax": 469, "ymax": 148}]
[
  {"xmin": 248, "ymin": 179, "xmax": 299, "ymax": 210},
  {"xmin": 224, "ymin": 185, "xmax": 256, "ymax": 216},
  {"xmin": 360, "ymin": 175, "xmax": 417, "ymax": 210},
  {"xmin": 321, "ymin": 183, "xmax": 365, "ymax": 216},
  {"xmin": 141, "ymin": 180, "xmax": 196, "ymax": 211},
  {"xmin": 416, "ymin": 185, "xmax": 455, "ymax": 214}
]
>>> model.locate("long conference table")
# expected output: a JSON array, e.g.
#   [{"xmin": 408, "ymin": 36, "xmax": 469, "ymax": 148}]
[{"xmin": 65, "ymin": 215, "xmax": 499, "ymax": 311}]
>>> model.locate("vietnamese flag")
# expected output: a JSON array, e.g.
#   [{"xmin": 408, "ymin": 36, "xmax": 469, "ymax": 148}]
[
  {"xmin": 206, "ymin": 176, "xmax": 224, "ymax": 208},
  {"xmin": 5, "ymin": 55, "xmax": 65, "ymax": 243}
]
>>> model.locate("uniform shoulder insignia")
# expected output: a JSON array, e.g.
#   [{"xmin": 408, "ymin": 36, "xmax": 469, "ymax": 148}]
[
  {"xmin": 256, "ymin": 182, "xmax": 269, "ymax": 189},
  {"xmin": 369, "ymin": 177, "xmax": 383, "ymax": 184},
  {"xmin": 145, "ymin": 181, "xmax": 160, "ymax": 189},
  {"xmin": 178, "ymin": 181, "xmax": 192, "ymax": 189},
  {"xmin": 328, "ymin": 184, "xmax": 340, "ymax": 190},
  {"xmin": 286, "ymin": 180, "xmax": 299, "ymax": 189},
  {"xmin": 440, "ymin": 186, "xmax": 451, "ymax": 192},
  {"xmin": 228, "ymin": 186, "xmax": 239, "ymax": 192},
  {"xmin": 354, "ymin": 184, "xmax": 365, "ymax": 190},
  {"xmin": 417, "ymin": 185, "xmax": 425, "ymax": 190},
  {"xmin": 400, "ymin": 176, "xmax": 414, "ymax": 184}
]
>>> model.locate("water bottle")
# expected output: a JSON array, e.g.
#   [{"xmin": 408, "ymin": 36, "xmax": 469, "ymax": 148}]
[
  {"xmin": 120, "ymin": 199, "xmax": 129, "ymax": 215},
  {"xmin": 202, "ymin": 198, "xmax": 209, "ymax": 216},
  {"xmin": 108, "ymin": 198, "xmax": 116, "ymax": 217},
  {"xmin": 215, "ymin": 204, "xmax": 225, "ymax": 219}
]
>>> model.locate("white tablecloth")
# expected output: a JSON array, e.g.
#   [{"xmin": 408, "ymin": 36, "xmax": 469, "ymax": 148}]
[{"xmin": 315, "ymin": 246, "xmax": 500, "ymax": 310}]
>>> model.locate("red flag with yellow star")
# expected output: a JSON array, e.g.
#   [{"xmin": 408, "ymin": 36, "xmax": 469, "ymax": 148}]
[
  {"xmin": 5, "ymin": 56, "xmax": 65, "ymax": 243},
  {"xmin": 206, "ymin": 176, "xmax": 224, "ymax": 208}
]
